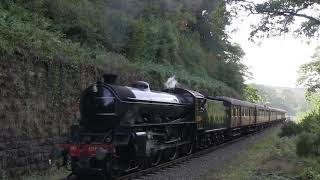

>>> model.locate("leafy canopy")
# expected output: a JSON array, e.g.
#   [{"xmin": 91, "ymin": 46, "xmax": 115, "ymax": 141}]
[{"xmin": 298, "ymin": 47, "xmax": 320, "ymax": 95}]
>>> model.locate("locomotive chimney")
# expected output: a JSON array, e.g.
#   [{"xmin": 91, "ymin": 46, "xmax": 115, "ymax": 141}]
[{"xmin": 103, "ymin": 74, "xmax": 118, "ymax": 84}]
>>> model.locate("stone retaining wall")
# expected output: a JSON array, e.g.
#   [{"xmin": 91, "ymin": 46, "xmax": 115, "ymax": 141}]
[{"xmin": 0, "ymin": 54, "xmax": 98, "ymax": 179}]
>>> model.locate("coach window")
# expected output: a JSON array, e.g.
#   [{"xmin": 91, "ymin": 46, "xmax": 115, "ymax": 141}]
[
  {"xmin": 244, "ymin": 108, "xmax": 248, "ymax": 117},
  {"xmin": 264, "ymin": 111, "xmax": 267, "ymax": 120},
  {"xmin": 265, "ymin": 111, "xmax": 267, "ymax": 120},
  {"xmin": 242, "ymin": 107, "xmax": 244, "ymax": 116},
  {"xmin": 236, "ymin": 107, "xmax": 238, "ymax": 117},
  {"xmin": 231, "ymin": 107, "xmax": 233, "ymax": 117}
]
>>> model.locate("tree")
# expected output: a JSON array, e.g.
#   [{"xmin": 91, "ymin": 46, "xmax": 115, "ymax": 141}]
[
  {"xmin": 244, "ymin": 85, "xmax": 263, "ymax": 103},
  {"xmin": 298, "ymin": 47, "xmax": 320, "ymax": 94},
  {"xmin": 127, "ymin": 19, "xmax": 148, "ymax": 61},
  {"xmin": 229, "ymin": 0, "xmax": 320, "ymax": 39}
]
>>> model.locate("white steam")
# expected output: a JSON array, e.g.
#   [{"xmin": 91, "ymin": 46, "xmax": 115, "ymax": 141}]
[{"xmin": 164, "ymin": 76, "xmax": 178, "ymax": 89}]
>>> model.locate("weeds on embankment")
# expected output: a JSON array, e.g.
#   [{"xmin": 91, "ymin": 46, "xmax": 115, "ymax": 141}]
[{"xmin": 203, "ymin": 127, "xmax": 320, "ymax": 180}]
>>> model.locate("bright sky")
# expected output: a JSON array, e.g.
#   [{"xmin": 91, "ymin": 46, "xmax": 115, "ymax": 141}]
[{"xmin": 229, "ymin": 14, "xmax": 320, "ymax": 88}]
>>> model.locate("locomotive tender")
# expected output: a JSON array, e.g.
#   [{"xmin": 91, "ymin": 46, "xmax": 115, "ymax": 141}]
[{"xmin": 57, "ymin": 74, "xmax": 286, "ymax": 179}]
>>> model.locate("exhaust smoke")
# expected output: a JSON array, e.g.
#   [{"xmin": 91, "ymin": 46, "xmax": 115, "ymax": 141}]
[{"xmin": 164, "ymin": 76, "xmax": 178, "ymax": 89}]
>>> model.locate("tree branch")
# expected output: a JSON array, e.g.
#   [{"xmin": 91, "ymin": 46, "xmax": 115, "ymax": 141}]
[{"xmin": 257, "ymin": 9, "xmax": 320, "ymax": 25}]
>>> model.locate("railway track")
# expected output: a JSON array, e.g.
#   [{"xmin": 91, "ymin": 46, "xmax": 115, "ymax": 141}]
[{"xmin": 117, "ymin": 124, "xmax": 280, "ymax": 180}]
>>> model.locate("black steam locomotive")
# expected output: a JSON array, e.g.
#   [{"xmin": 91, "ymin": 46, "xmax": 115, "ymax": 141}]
[{"xmin": 56, "ymin": 74, "xmax": 286, "ymax": 179}]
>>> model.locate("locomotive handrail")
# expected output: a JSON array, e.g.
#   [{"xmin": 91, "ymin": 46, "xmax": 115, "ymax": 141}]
[
  {"xmin": 124, "ymin": 122, "xmax": 197, "ymax": 128},
  {"xmin": 205, "ymin": 127, "xmax": 228, "ymax": 133},
  {"xmin": 123, "ymin": 98, "xmax": 192, "ymax": 106}
]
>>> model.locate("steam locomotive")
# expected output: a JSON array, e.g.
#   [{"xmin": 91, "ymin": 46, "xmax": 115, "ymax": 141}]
[{"xmin": 55, "ymin": 74, "xmax": 286, "ymax": 179}]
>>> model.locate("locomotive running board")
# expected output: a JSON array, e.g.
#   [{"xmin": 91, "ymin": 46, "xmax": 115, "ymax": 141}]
[
  {"xmin": 126, "ymin": 122, "xmax": 196, "ymax": 128},
  {"xmin": 205, "ymin": 128, "xmax": 227, "ymax": 133}
]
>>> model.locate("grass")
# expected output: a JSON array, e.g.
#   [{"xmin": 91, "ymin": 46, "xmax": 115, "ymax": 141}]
[
  {"xmin": 202, "ymin": 128, "xmax": 318, "ymax": 180},
  {"xmin": 23, "ymin": 168, "xmax": 68, "ymax": 180}
]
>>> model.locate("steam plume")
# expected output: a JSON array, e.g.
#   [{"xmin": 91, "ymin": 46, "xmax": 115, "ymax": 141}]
[{"xmin": 164, "ymin": 76, "xmax": 178, "ymax": 89}]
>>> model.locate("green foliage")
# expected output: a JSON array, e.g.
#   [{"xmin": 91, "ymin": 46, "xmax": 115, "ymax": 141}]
[
  {"xmin": 244, "ymin": 85, "xmax": 263, "ymax": 103},
  {"xmin": 0, "ymin": 3, "xmax": 91, "ymax": 63},
  {"xmin": 298, "ymin": 98, "xmax": 320, "ymax": 134},
  {"xmin": 214, "ymin": 60, "xmax": 246, "ymax": 94},
  {"xmin": 1, "ymin": 0, "xmax": 249, "ymax": 97},
  {"xmin": 198, "ymin": 2, "xmax": 230, "ymax": 52},
  {"xmin": 128, "ymin": 17, "xmax": 179, "ymax": 65},
  {"xmin": 299, "ymin": 167, "xmax": 320, "ymax": 180},
  {"xmin": 178, "ymin": 33, "xmax": 206, "ymax": 75},
  {"xmin": 279, "ymin": 121, "xmax": 300, "ymax": 137},
  {"xmin": 296, "ymin": 132, "xmax": 319, "ymax": 157},
  {"xmin": 298, "ymin": 47, "xmax": 320, "ymax": 95},
  {"xmin": 283, "ymin": 95, "xmax": 320, "ymax": 157},
  {"xmin": 127, "ymin": 19, "xmax": 148, "ymax": 61}
]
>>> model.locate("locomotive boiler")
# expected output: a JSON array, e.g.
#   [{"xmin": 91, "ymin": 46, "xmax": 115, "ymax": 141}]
[{"xmin": 56, "ymin": 74, "xmax": 286, "ymax": 179}]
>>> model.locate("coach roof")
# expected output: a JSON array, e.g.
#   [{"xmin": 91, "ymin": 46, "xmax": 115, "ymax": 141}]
[{"xmin": 208, "ymin": 96, "xmax": 257, "ymax": 108}]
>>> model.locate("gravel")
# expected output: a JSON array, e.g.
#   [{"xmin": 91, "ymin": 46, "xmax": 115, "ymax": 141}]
[{"xmin": 137, "ymin": 126, "xmax": 280, "ymax": 180}]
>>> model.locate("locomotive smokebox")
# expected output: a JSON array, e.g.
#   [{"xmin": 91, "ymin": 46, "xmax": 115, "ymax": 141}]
[{"xmin": 103, "ymin": 74, "xmax": 117, "ymax": 84}]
